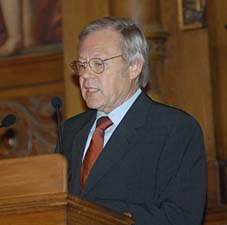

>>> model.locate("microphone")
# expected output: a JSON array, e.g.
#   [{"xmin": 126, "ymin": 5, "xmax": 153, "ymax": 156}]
[
  {"xmin": 51, "ymin": 96, "xmax": 62, "ymax": 109},
  {"xmin": 51, "ymin": 96, "xmax": 63, "ymax": 154},
  {"xmin": 51, "ymin": 96, "xmax": 71, "ymax": 183},
  {"xmin": 0, "ymin": 114, "xmax": 16, "ymax": 128}
]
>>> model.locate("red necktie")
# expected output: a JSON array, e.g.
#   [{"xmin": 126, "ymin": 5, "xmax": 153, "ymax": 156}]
[{"xmin": 80, "ymin": 116, "xmax": 113, "ymax": 189}]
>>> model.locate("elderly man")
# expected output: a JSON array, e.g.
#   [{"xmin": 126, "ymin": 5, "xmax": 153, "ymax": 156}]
[{"xmin": 56, "ymin": 17, "xmax": 206, "ymax": 225}]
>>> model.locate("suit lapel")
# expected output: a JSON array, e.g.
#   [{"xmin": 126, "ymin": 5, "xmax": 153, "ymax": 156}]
[{"xmin": 81, "ymin": 92, "xmax": 151, "ymax": 196}]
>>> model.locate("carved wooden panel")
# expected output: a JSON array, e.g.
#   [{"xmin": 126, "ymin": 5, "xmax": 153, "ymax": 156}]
[{"xmin": 0, "ymin": 96, "xmax": 63, "ymax": 159}]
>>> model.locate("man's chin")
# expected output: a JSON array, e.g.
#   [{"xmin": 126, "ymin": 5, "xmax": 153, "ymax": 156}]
[{"xmin": 85, "ymin": 101, "xmax": 101, "ymax": 110}]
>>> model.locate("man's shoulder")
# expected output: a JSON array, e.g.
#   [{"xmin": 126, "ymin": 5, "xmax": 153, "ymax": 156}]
[
  {"xmin": 63, "ymin": 110, "xmax": 96, "ymax": 130},
  {"xmin": 141, "ymin": 93, "xmax": 201, "ymax": 129}
]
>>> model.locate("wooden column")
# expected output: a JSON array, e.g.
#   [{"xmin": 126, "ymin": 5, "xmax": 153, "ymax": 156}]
[
  {"xmin": 110, "ymin": 0, "xmax": 169, "ymax": 102},
  {"xmin": 206, "ymin": 0, "xmax": 227, "ymax": 209},
  {"xmin": 62, "ymin": 0, "xmax": 109, "ymax": 118},
  {"xmin": 207, "ymin": 0, "xmax": 227, "ymax": 160}
]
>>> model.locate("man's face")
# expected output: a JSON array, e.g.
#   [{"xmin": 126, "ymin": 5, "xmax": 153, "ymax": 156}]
[{"xmin": 78, "ymin": 29, "xmax": 141, "ymax": 113}]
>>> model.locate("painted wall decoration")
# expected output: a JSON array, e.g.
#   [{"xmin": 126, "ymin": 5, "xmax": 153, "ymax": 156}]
[
  {"xmin": 0, "ymin": 0, "xmax": 62, "ymax": 57},
  {"xmin": 178, "ymin": 0, "xmax": 206, "ymax": 30}
]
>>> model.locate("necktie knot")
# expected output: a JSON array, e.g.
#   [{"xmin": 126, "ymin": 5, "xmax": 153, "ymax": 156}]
[{"xmin": 96, "ymin": 116, "xmax": 113, "ymax": 130}]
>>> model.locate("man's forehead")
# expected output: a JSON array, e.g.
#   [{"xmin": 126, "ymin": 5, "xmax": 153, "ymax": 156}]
[
  {"xmin": 78, "ymin": 30, "xmax": 121, "ymax": 54},
  {"xmin": 81, "ymin": 29, "xmax": 120, "ymax": 42}
]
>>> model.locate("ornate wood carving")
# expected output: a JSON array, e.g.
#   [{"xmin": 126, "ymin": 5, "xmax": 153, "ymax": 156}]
[
  {"xmin": 144, "ymin": 23, "xmax": 169, "ymax": 62},
  {"xmin": 0, "ymin": 96, "xmax": 63, "ymax": 159}
]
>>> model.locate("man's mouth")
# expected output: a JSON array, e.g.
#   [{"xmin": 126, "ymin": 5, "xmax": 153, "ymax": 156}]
[{"xmin": 85, "ymin": 87, "xmax": 99, "ymax": 96}]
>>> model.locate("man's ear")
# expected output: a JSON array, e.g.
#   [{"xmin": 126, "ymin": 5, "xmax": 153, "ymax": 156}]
[{"xmin": 128, "ymin": 58, "xmax": 144, "ymax": 80}]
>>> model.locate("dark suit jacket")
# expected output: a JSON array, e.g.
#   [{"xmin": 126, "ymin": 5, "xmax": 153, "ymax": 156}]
[{"xmin": 56, "ymin": 91, "xmax": 206, "ymax": 225}]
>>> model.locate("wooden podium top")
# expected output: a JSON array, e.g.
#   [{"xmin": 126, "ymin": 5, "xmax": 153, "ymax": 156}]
[
  {"xmin": 0, "ymin": 153, "xmax": 67, "ymax": 199},
  {"xmin": 0, "ymin": 154, "xmax": 135, "ymax": 225}
]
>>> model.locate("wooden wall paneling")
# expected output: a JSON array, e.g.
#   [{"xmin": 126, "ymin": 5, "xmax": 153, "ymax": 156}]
[
  {"xmin": 109, "ymin": 0, "xmax": 130, "ymax": 16},
  {"xmin": 110, "ymin": 0, "xmax": 160, "ymax": 22},
  {"xmin": 109, "ymin": 0, "xmax": 163, "ymax": 23},
  {"xmin": 206, "ymin": 1, "xmax": 227, "ymax": 221},
  {"xmin": 207, "ymin": 0, "xmax": 227, "ymax": 161},
  {"xmin": 62, "ymin": 0, "xmax": 109, "ymax": 118},
  {"xmin": 160, "ymin": 0, "xmax": 217, "ymax": 209},
  {"xmin": 0, "ymin": 50, "xmax": 64, "ymax": 158},
  {"xmin": 203, "ymin": 204, "xmax": 227, "ymax": 225},
  {"xmin": 0, "ymin": 81, "xmax": 64, "ymax": 100},
  {"xmin": 0, "ymin": 53, "xmax": 63, "ymax": 89}
]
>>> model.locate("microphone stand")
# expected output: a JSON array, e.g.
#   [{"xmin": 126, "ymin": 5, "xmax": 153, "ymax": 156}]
[{"xmin": 56, "ymin": 106, "xmax": 63, "ymax": 154}]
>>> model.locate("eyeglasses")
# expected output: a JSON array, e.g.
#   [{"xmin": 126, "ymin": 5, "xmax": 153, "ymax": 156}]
[{"xmin": 70, "ymin": 55, "xmax": 122, "ymax": 75}]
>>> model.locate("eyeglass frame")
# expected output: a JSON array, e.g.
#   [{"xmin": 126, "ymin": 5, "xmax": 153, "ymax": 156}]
[{"xmin": 70, "ymin": 54, "xmax": 122, "ymax": 76}]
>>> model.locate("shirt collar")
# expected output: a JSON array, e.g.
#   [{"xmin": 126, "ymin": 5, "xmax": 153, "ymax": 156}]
[{"xmin": 97, "ymin": 88, "xmax": 142, "ymax": 127}]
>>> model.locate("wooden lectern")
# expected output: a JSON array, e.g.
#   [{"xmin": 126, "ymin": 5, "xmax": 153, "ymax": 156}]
[{"xmin": 0, "ymin": 154, "xmax": 134, "ymax": 225}]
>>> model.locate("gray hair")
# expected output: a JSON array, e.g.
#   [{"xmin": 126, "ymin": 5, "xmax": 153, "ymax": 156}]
[{"xmin": 78, "ymin": 17, "xmax": 150, "ymax": 88}]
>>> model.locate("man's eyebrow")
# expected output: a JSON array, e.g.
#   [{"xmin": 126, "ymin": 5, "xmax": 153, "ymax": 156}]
[{"xmin": 78, "ymin": 56, "xmax": 86, "ymax": 61}]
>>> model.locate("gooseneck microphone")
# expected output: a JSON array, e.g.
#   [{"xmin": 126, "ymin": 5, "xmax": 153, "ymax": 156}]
[
  {"xmin": 0, "ymin": 114, "xmax": 16, "ymax": 128},
  {"xmin": 51, "ymin": 96, "xmax": 62, "ymax": 109},
  {"xmin": 51, "ymin": 96, "xmax": 71, "ymax": 183},
  {"xmin": 51, "ymin": 96, "xmax": 63, "ymax": 154}
]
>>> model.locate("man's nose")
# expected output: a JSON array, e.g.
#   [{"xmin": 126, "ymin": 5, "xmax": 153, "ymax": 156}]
[{"xmin": 80, "ymin": 64, "xmax": 95, "ymax": 78}]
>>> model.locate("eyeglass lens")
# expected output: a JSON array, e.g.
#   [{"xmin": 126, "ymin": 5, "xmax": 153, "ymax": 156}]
[{"xmin": 71, "ymin": 55, "xmax": 122, "ymax": 75}]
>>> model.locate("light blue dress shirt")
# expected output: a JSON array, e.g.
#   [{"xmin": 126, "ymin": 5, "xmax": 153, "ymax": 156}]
[{"xmin": 82, "ymin": 88, "xmax": 142, "ymax": 161}]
